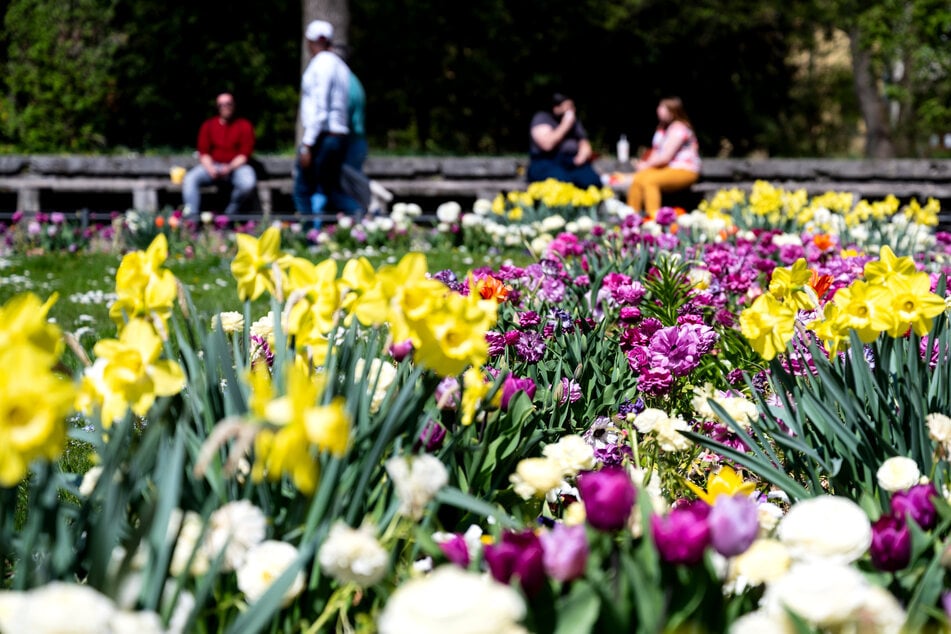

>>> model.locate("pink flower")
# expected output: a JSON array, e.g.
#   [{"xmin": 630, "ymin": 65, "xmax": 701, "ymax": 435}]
[
  {"xmin": 577, "ymin": 467, "xmax": 636, "ymax": 532},
  {"xmin": 540, "ymin": 524, "xmax": 588, "ymax": 582}
]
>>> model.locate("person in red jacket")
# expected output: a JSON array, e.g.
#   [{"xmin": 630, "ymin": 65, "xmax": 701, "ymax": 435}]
[{"xmin": 182, "ymin": 92, "xmax": 257, "ymax": 216}]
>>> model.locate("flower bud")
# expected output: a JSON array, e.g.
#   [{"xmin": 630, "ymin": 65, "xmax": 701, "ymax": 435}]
[
  {"xmin": 869, "ymin": 513, "xmax": 911, "ymax": 572},
  {"xmin": 708, "ymin": 495, "xmax": 759, "ymax": 557},
  {"xmin": 651, "ymin": 501, "xmax": 711, "ymax": 565},
  {"xmin": 891, "ymin": 483, "xmax": 938, "ymax": 530},
  {"xmin": 576, "ymin": 467, "xmax": 637, "ymax": 532}
]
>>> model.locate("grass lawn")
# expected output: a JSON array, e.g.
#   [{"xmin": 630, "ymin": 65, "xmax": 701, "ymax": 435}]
[{"xmin": 0, "ymin": 244, "xmax": 532, "ymax": 353}]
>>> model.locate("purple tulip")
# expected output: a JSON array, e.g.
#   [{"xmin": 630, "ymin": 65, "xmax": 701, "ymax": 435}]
[
  {"xmin": 651, "ymin": 501, "xmax": 711, "ymax": 565},
  {"xmin": 869, "ymin": 513, "xmax": 911, "ymax": 572},
  {"xmin": 417, "ymin": 420, "xmax": 446, "ymax": 452},
  {"xmin": 438, "ymin": 533, "xmax": 471, "ymax": 568},
  {"xmin": 500, "ymin": 375, "xmax": 536, "ymax": 410},
  {"xmin": 708, "ymin": 495, "xmax": 759, "ymax": 557},
  {"xmin": 943, "ymin": 591, "xmax": 951, "ymax": 621},
  {"xmin": 539, "ymin": 523, "xmax": 589, "ymax": 582},
  {"xmin": 389, "ymin": 339, "xmax": 414, "ymax": 362},
  {"xmin": 576, "ymin": 467, "xmax": 637, "ymax": 532},
  {"xmin": 483, "ymin": 529, "xmax": 546, "ymax": 597},
  {"xmin": 891, "ymin": 483, "xmax": 938, "ymax": 530}
]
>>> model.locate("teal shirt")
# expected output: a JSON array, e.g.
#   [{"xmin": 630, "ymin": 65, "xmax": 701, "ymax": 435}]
[{"xmin": 348, "ymin": 71, "xmax": 366, "ymax": 137}]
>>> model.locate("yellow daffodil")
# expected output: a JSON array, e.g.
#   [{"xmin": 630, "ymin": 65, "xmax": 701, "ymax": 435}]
[
  {"xmin": 685, "ymin": 466, "xmax": 757, "ymax": 505},
  {"xmin": 230, "ymin": 226, "xmax": 290, "ymax": 301},
  {"xmin": 863, "ymin": 245, "xmax": 916, "ymax": 285},
  {"xmin": 768, "ymin": 258, "xmax": 816, "ymax": 311},
  {"xmin": 0, "ymin": 292, "xmax": 62, "ymax": 363},
  {"xmin": 410, "ymin": 286, "xmax": 497, "ymax": 378},
  {"xmin": 830, "ymin": 280, "xmax": 881, "ymax": 343},
  {"xmin": 0, "ymin": 344, "xmax": 75, "ymax": 487},
  {"xmin": 251, "ymin": 362, "xmax": 351, "ymax": 494},
  {"xmin": 284, "ymin": 257, "xmax": 341, "ymax": 346},
  {"xmin": 109, "ymin": 234, "xmax": 178, "ymax": 329},
  {"xmin": 83, "ymin": 318, "xmax": 185, "ymax": 426},
  {"xmin": 870, "ymin": 272, "xmax": 946, "ymax": 337},
  {"xmin": 460, "ymin": 367, "xmax": 498, "ymax": 426},
  {"xmin": 739, "ymin": 293, "xmax": 797, "ymax": 361},
  {"xmin": 807, "ymin": 302, "xmax": 852, "ymax": 356}
]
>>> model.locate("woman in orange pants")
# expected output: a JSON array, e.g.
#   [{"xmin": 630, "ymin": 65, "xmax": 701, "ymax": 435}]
[{"xmin": 627, "ymin": 97, "xmax": 701, "ymax": 215}]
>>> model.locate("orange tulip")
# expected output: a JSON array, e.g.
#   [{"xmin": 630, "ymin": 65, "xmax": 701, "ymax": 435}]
[
  {"xmin": 813, "ymin": 234, "xmax": 834, "ymax": 251},
  {"xmin": 477, "ymin": 275, "xmax": 511, "ymax": 303},
  {"xmin": 155, "ymin": 216, "xmax": 165, "ymax": 228},
  {"xmin": 809, "ymin": 270, "xmax": 834, "ymax": 301}
]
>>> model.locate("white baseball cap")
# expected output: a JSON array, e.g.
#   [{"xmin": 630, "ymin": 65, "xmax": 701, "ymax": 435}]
[{"xmin": 305, "ymin": 20, "xmax": 333, "ymax": 42}]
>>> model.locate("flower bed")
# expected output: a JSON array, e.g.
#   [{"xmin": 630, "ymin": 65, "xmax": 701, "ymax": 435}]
[{"xmin": 2, "ymin": 179, "xmax": 951, "ymax": 632}]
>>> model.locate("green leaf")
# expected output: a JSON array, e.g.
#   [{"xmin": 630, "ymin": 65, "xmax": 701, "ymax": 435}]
[{"xmin": 554, "ymin": 580, "xmax": 601, "ymax": 634}]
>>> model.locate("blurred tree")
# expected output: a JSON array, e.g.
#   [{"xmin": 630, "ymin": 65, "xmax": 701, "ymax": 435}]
[{"xmin": 2, "ymin": 0, "xmax": 121, "ymax": 151}]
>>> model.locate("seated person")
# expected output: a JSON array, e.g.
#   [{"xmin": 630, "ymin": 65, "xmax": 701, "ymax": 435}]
[
  {"xmin": 527, "ymin": 93, "xmax": 601, "ymax": 189},
  {"xmin": 182, "ymin": 92, "xmax": 257, "ymax": 216},
  {"xmin": 627, "ymin": 97, "xmax": 701, "ymax": 215}
]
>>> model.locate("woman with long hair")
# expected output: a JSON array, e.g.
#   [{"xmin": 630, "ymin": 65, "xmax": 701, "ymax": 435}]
[{"xmin": 627, "ymin": 97, "xmax": 701, "ymax": 214}]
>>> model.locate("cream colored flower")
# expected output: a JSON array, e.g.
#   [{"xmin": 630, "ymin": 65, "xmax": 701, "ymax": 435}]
[
  {"xmin": 436, "ymin": 201, "xmax": 462, "ymax": 224},
  {"xmin": 318, "ymin": 521, "xmax": 388, "ymax": 587},
  {"xmin": 109, "ymin": 610, "xmax": 165, "ymax": 634},
  {"xmin": 0, "ymin": 582, "xmax": 116, "ymax": 634},
  {"xmin": 355, "ymin": 358, "xmax": 398, "ymax": 414},
  {"xmin": 79, "ymin": 465, "xmax": 103, "ymax": 497},
  {"xmin": 654, "ymin": 415, "xmax": 692, "ymax": 452},
  {"xmin": 777, "ymin": 495, "xmax": 871, "ymax": 564},
  {"xmin": 762, "ymin": 561, "xmax": 869, "ymax": 627},
  {"xmin": 203, "ymin": 500, "xmax": 267, "ymax": 572},
  {"xmin": 730, "ymin": 609, "xmax": 794, "ymax": 634},
  {"xmin": 250, "ymin": 312, "xmax": 275, "ymax": 339},
  {"xmin": 563, "ymin": 501, "xmax": 587, "ymax": 526},
  {"xmin": 927, "ymin": 412, "xmax": 951, "ymax": 445},
  {"xmin": 509, "ymin": 457, "xmax": 565, "ymax": 500},
  {"xmin": 876, "ymin": 457, "xmax": 921, "ymax": 492},
  {"xmin": 212, "ymin": 311, "xmax": 245, "ymax": 334},
  {"xmin": 633, "ymin": 408, "xmax": 669, "ymax": 434},
  {"xmin": 540, "ymin": 215, "xmax": 566, "ymax": 233},
  {"xmin": 733, "ymin": 539, "xmax": 791, "ymax": 585},
  {"xmin": 854, "ymin": 584, "xmax": 907, "ymax": 633},
  {"xmin": 170, "ymin": 510, "xmax": 210, "ymax": 577},
  {"xmin": 542, "ymin": 435, "xmax": 596, "ymax": 477},
  {"xmin": 385, "ymin": 454, "xmax": 449, "ymax": 520},
  {"xmin": 237, "ymin": 540, "xmax": 305, "ymax": 606},
  {"xmin": 378, "ymin": 565, "xmax": 527, "ymax": 634}
]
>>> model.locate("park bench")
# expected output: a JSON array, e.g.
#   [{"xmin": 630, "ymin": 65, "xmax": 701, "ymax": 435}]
[{"xmin": 1, "ymin": 156, "xmax": 951, "ymax": 226}]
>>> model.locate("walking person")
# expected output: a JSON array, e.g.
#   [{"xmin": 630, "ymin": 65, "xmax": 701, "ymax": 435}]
[{"xmin": 293, "ymin": 20, "xmax": 356, "ymax": 219}]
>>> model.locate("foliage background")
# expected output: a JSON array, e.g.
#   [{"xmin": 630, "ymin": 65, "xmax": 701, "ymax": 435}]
[{"xmin": 0, "ymin": 0, "xmax": 949, "ymax": 158}]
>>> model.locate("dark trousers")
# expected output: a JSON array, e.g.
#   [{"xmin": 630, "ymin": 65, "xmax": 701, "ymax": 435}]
[
  {"xmin": 527, "ymin": 154, "xmax": 602, "ymax": 189},
  {"xmin": 293, "ymin": 134, "xmax": 357, "ymax": 214}
]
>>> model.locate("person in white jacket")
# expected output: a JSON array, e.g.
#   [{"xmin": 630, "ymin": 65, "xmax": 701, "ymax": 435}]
[{"xmin": 292, "ymin": 20, "xmax": 357, "ymax": 218}]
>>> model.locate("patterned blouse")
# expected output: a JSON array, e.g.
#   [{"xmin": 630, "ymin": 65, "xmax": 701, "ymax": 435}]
[{"xmin": 651, "ymin": 121, "xmax": 701, "ymax": 173}]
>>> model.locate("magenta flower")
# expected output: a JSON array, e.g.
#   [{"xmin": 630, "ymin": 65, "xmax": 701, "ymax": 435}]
[
  {"xmin": 417, "ymin": 420, "xmax": 446, "ymax": 452},
  {"xmin": 439, "ymin": 533, "xmax": 471, "ymax": 568},
  {"xmin": 869, "ymin": 513, "xmax": 911, "ymax": 572},
  {"xmin": 389, "ymin": 339, "xmax": 414, "ymax": 362},
  {"xmin": 540, "ymin": 523, "xmax": 589, "ymax": 582},
  {"xmin": 501, "ymin": 375, "xmax": 536, "ymax": 410},
  {"xmin": 577, "ymin": 467, "xmax": 637, "ymax": 532},
  {"xmin": 515, "ymin": 331, "xmax": 546, "ymax": 362},
  {"xmin": 558, "ymin": 378, "xmax": 582, "ymax": 405},
  {"xmin": 483, "ymin": 529, "xmax": 546, "ymax": 597},
  {"xmin": 708, "ymin": 495, "xmax": 759, "ymax": 557},
  {"xmin": 651, "ymin": 501, "xmax": 711, "ymax": 565},
  {"xmin": 891, "ymin": 483, "xmax": 938, "ymax": 530}
]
